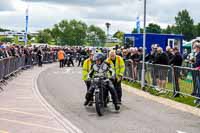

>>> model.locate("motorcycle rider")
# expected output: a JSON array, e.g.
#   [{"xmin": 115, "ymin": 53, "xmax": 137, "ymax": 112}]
[
  {"xmin": 64, "ymin": 48, "xmax": 74, "ymax": 67},
  {"xmin": 84, "ymin": 53, "xmax": 120, "ymax": 111},
  {"xmin": 106, "ymin": 50, "xmax": 125, "ymax": 104}
]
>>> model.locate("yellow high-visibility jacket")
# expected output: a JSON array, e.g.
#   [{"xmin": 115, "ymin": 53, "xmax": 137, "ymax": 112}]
[
  {"xmin": 82, "ymin": 58, "xmax": 93, "ymax": 81},
  {"xmin": 105, "ymin": 55, "xmax": 125, "ymax": 80}
]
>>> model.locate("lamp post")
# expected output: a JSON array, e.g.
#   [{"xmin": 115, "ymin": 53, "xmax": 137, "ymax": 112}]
[
  {"xmin": 141, "ymin": 0, "xmax": 147, "ymax": 89},
  {"xmin": 105, "ymin": 22, "xmax": 111, "ymax": 37}
]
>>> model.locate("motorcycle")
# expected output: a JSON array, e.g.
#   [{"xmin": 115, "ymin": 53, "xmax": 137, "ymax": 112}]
[
  {"xmin": 65, "ymin": 54, "xmax": 73, "ymax": 67},
  {"xmin": 75, "ymin": 53, "xmax": 80, "ymax": 63},
  {"xmin": 90, "ymin": 73, "xmax": 111, "ymax": 116}
]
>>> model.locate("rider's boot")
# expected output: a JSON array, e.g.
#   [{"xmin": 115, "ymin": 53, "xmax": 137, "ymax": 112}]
[
  {"xmin": 84, "ymin": 100, "xmax": 90, "ymax": 106},
  {"xmin": 88, "ymin": 99, "xmax": 93, "ymax": 106},
  {"xmin": 84, "ymin": 92, "xmax": 91, "ymax": 106},
  {"xmin": 114, "ymin": 103, "xmax": 120, "ymax": 111}
]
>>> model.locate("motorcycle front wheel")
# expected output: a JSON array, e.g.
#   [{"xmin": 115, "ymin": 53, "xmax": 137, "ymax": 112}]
[{"xmin": 95, "ymin": 92, "xmax": 104, "ymax": 116}]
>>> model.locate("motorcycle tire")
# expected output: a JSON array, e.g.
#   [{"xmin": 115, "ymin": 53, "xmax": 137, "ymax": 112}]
[{"xmin": 95, "ymin": 92, "xmax": 104, "ymax": 116}]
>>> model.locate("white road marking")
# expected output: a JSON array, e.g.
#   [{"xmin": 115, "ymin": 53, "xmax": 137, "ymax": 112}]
[
  {"xmin": 34, "ymin": 70, "xmax": 84, "ymax": 133},
  {"xmin": 0, "ymin": 130, "xmax": 9, "ymax": 133},
  {"xmin": 176, "ymin": 130, "xmax": 187, "ymax": 133},
  {"xmin": 16, "ymin": 97, "xmax": 34, "ymax": 100},
  {"xmin": 0, "ymin": 118, "xmax": 65, "ymax": 132},
  {"xmin": 0, "ymin": 108, "xmax": 52, "ymax": 119},
  {"xmin": 53, "ymin": 69, "xmax": 81, "ymax": 74}
]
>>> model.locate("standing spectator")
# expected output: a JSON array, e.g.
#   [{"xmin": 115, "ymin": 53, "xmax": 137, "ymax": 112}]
[
  {"xmin": 129, "ymin": 48, "xmax": 139, "ymax": 80},
  {"xmin": 191, "ymin": 42, "xmax": 200, "ymax": 101},
  {"xmin": 146, "ymin": 44, "xmax": 158, "ymax": 86},
  {"xmin": 137, "ymin": 47, "xmax": 143, "ymax": 81},
  {"xmin": 166, "ymin": 46, "xmax": 173, "ymax": 61},
  {"xmin": 169, "ymin": 47, "xmax": 183, "ymax": 97},
  {"xmin": 2, "ymin": 46, "xmax": 10, "ymax": 58},
  {"xmin": 0, "ymin": 43, "xmax": 5, "ymax": 59},
  {"xmin": 122, "ymin": 49, "xmax": 130, "ymax": 61},
  {"xmin": 37, "ymin": 47, "xmax": 43, "ymax": 67},
  {"xmin": 116, "ymin": 49, "xmax": 122, "ymax": 57},
  {"xmin": 58, "ymin": 48, "xmax": 65, "ymax": 68},
  {"xmin": 183, "ymin": 49, "xmax": 188, "ymax": 60},
  {"xmin": 193, "ymin": 42, "xmax": 200, "ymax": 68},
  {"xmin": 166, "ymin": 46, "xmax": 173, "ymax": 83},
  {"xmin": 154, "ymin": 47, "xmax": 169, "ymax": 92}
]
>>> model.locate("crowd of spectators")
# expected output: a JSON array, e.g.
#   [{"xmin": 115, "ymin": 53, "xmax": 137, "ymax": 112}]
[
  {"xmin": 0, "ymin": 42, "xmax": 59, "ymax": 66},
  {"xmin": 113, "ymin": 41, "xmax": 200, "ymax": 99},
  {"xmin": 1, "ymin": 41, "xmax": 200, "ymax": 100}
]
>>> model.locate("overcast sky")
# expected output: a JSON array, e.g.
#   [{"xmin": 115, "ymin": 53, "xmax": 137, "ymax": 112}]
[{"xmin": 0, "ymin": 0, "xmax": 199, "ymax": 34}]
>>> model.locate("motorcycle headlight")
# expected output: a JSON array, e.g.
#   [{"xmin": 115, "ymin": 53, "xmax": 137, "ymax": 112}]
[{"xmin": 94, "ymin": 78, "xmax": 99, "ymax": 82}]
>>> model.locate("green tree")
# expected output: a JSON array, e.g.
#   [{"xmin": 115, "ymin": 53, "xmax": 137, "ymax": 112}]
[
  {"xmin": 51, "ymin": 24, "xmax": 62, "ymax": 45},
  {"xmin": 36, "ymin": 19, "xmax": 105, "ymax": 46},
  {"xmin": 194, "ymin": 23, "xmax": 200, "ymax": 37},
  {"xmin": 175, "ymin": 9, "xmax": 194, "ymax": 41},
  {"xmin": 132, "ymin": 23, "xmax": 161, "ymax": 34},
  {"xmin": 0, "ymin": 37, "xmax": 13, "ymax": 43},
  {"xmin": 113, "ymin": 31, "xmax": 124, "ymax": 41},
  {"xmin": 0, "ymin": 28, "xmax": 9, "ymax": 32},
  {"xmin": 146, "ymin": 23, "xmax": 162, "ymax": 33},
  {"xmin": 132, "ymin": 28, "xmax": 143, "ymax": 33},
  {"xmin": 162, "ymin": 25, "xmax": 179, "ymax": 34},
  {"xmin": 87, "ymin": 25, "xmax": 106, "ymax": 46},
  {"xmin": 36, "ymin": 30, "xmax": 52, "ymax": 43},
  {"xmin": 50, "ymin": 19, "xmax": 87, "ymax": 46},
  {"xmin": 57, "ymin": 20, "xmax": 72, "ymax": 45},
  {"xmin": 162, "ymin": 25, "xmax": 172, "ymax": 34},
  {"xmin": 69, "ymin": 20, "xmax": 87, "ymax": 46}
]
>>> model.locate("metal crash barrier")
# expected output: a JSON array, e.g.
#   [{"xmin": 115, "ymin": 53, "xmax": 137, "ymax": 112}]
[
  {"xmin": 0, "ymin": 52, "xmax": 57, "ymax": 82},
  {"xmin": 124, "ymin": 60, "xmax": 200, "ymax": 101}
]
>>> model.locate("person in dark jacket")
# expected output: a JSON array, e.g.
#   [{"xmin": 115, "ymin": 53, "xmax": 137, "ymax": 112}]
[
  {"xmin": 37, "ymin": 47, "xmax": 43, "ymax": 67},
  {"xmin": 166, "ymin": 46, "xmax": 173, "ymax": 61},
  {"xmin": 169, "ymin": 47, "xmax": 183, "ymax": 66},
  {"xmin": 0, "ymin": 48, "xmax": 4, "ymax": 59},
  {"xmin": 193, "ymin": 43, "xmax": 200, "ymax": 68},
  {"xmin": 191, "ymin": 43, "xmax": 200, "ymax": 101},
  {"xmin": 153, "ymin": 47, "xmax": 169, "ymax": 92},
  {"xmin": 129, "ymin": 48, "xmax": 140, "ymax": 80},
  {"xmin": 169, "ymin": 47, "xmax": 183, "ymax": 97},
  {"xmin": 146, "ymin": 44, "xmax": 158, "ymax": 86},
  {"xmin": 166, "ymin": 46, "xmax": 174, "ymax": 83}
]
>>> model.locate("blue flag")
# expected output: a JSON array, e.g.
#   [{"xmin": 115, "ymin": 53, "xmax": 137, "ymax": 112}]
[
  {"xmin": 136, "ymin": 16, "xmax": 140, "ymax": 33},
  {"xmin": 25, "ymin": 8, "xmax": 29, "ymax": 45}
]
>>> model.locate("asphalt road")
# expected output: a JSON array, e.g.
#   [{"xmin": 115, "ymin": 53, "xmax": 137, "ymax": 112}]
[{"xmin": 37, "ymin": 65, "xmax": 200, "ymax": 133}]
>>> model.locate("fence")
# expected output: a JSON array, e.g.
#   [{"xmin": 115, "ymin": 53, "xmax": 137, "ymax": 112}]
[
  {"xmin": 0, "ymin": 52, "xmax": 57, "ymax": 82},
  {"xmin": 124, "ymin": 60, "xmax": 200, "ymax": 101}
]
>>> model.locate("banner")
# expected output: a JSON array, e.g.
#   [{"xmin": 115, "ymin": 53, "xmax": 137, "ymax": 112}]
[
  {"xmin": 24, "ymin": 8, "xmax": 29, "ymax": 45},
  {"xmin": 136, "ymin": 16, "xmax": 140, "ymax": 33}
]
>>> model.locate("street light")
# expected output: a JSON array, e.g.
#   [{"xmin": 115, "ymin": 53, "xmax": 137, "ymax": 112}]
[
  {"xmin": 105, "ymin": 22, "xmax": 111, "ymax": 37},
  {"xmin": 141, "ymin": 0, "xmax": 147, "ymax": 89}
]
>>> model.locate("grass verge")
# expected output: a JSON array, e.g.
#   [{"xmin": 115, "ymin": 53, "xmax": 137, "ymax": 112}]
[{"xmin": 122, "ymin": 80, "xmax": 199, "ymax": 108}]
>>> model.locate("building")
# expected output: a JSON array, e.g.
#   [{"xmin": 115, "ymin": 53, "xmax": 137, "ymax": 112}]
[
  {"xmin": 106, "ymin": 35, "xmax": 121, "ymax": 43},
  {"xmin": 124, "ymin": 33, "xmax": 184, "ymax": 53},
  {"xmin": 0, "ymin": 31, "xmax": 25, "ymax": 42}
]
